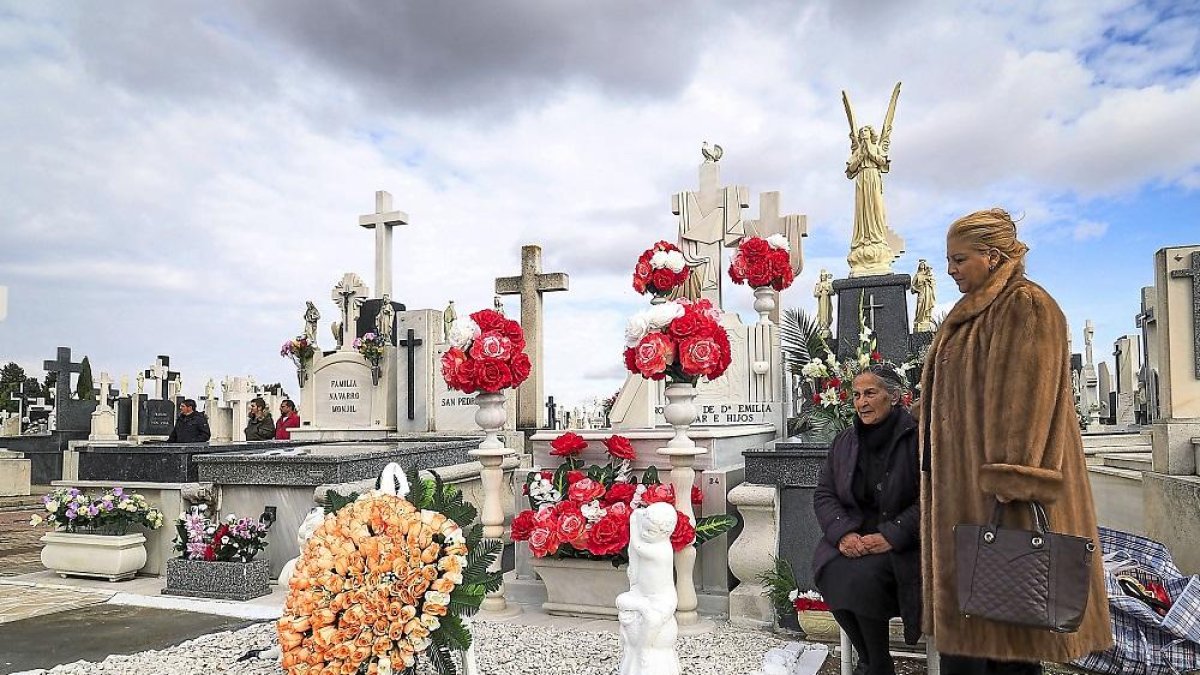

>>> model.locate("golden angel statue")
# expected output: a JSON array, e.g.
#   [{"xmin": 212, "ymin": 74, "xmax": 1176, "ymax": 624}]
[{"xmin": 843, "ymin": 82, "xmax": 903, "ymax": 277}]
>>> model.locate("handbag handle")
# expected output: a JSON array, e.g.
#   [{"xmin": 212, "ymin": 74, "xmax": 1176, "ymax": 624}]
[{"xmin": 981, "ymin": 500, "xmax": 1050, "ymax": 547}]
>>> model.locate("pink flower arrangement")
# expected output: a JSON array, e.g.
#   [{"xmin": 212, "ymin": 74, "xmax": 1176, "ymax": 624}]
[
  {"xmin": 632, "ymin": 241, "xmax": 690, "ymax": 297},
  {"xmin": 622, "ymin": 299, "xmax": 731, "ymax": 384},
  {"xmin": 441, "ymin": 309, "xmax": 532, "ymax": 393}
]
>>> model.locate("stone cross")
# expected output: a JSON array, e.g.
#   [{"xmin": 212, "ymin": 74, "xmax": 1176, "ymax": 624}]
[
  {"xmin": 495, "ymin": 245, "xmax": 569, "ymax": 429},
  {"xmin": 864, "ymin": 293, "xmax": 885, "ymax": 330},
  {"xmin": 1084, "ymin": 320, "xmax": 1096, "ymax": 368},
  {"xmin": 671, "ymin": 149, "xmax": 750, "ymax": 308},
  {"xmin": 358, "ymin": 190, "xmax": 409, "ymax": 299},
  {"xmin": 97, "ymin": 372, "xmax": 113, "ymax": 411},
  {"xmin": 42, "ymin": 347, "xmax": 84, "ymax": 407},
  {"xmin": 743, "ymin": 191, "xmax": 807, "ymax": 323},
  {"xmin": 9, "ymin": 382, "xmax": 27, "ymax": 422},
  {"xmin": 332, "ymin": 272, "xmax": 369, "ymax": 350},
  {"xmin": 398, "ymin": 328, "xmax": 424, "ymax": 421},
  {"xmin": 545, "ymin": 396, "xmax": 557, "ymax": 430},
  {"xmin": 1169, "ymin": 251, "xmax": 1200, "ymax": 377},
  {"xmin": 143, "ymin": 355, "xmax": 171, "ymax": 400}
]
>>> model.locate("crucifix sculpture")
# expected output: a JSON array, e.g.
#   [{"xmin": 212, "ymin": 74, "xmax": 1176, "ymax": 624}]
[
  {"xmin": 495, "ymin": 245, "xmax": 569, "ymax": 429},
  {"xmin": 358, "ymin": 190, "xmax": 409, "ymax": 299},
  {"xmin": 97, "ymin": 372, "xmax": 114, "ymax": 411},
  {"xmin": 332, "ymin": 272, "xmax": 369, "ymax": 350},
  {"xmin": 1170, "ymin": 250, "xmax": 1200, "ymax": 377},
  {"xmin": 671, "ymin": 146, "xmax": 750, "ymax": 308}
]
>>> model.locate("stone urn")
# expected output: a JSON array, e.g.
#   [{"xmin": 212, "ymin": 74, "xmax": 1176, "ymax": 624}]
[
  {"xmin": 797, "ymin": 610, "xmax": 840, "ymax": 642},
  {"xmin": 40, "ymin": 531, "xmax": 148, "ymax": 581},
  {"xmin": 531, "ymin": 556, "xmax": 628, "ymax": 619}
]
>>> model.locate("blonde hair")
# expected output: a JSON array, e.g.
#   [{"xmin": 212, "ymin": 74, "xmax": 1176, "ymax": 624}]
[{"xmin": 948, "ymin": 208, "xmax": 1030, "ymax": 274}]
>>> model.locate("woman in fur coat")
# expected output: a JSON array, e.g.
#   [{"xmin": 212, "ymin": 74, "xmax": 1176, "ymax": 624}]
[{"xmin": 919, "ymin": 209, "xmax": 1112, "ymax": 674}]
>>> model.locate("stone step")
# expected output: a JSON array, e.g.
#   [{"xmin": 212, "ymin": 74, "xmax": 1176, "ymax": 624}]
[
  {"xmin": 1082, "ymin": 432, "xmax": 1152, "ymax": 450},
  {"xmin": 1087, "ymin": 465, "xmax": 1144, "ymax": 482},
  {"xmin": 1102, "ymin": 452, "xmax": 1153, "ymax": 472}
]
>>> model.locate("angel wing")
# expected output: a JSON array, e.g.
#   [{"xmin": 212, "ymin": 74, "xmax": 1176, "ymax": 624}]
[
  {"xmin": 841, "ymin": 90, "xmax": 859, "ymax": 151},
  {"xmin": 879, "ymin": 82, "xmax": 901, "ymax": 154}
]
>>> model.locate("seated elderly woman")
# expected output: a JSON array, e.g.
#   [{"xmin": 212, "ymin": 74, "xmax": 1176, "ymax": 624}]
[{"xmin": 812, "ymin": 365, "xmax": 921, "ymax": 675}]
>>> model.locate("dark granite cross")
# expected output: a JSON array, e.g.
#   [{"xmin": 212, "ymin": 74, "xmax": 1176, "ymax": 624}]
[
  {"xmin": 42, "ymin": 347, "xmax": 83, "ymax": 407},
  {"xmin": 545, "ymin": 396, "xmax": 557, "ymax": 430},
  {"xmin": 9, "ymin": 382, "xmax": 27, "ymax": 421},
  {"xmin": 398, "ymin": 329, "xmax": 423, "ymax": 421},
  {"xmin": 1169, "ymin": 250, "xmax": 1200, "ymax": 377},
  {"xmin": 863, "ymin": 293, "xmax": 885, "ymax": 330}
]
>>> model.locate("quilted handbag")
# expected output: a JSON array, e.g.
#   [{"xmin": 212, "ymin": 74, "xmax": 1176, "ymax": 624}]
[{"xmin": 954, "ymin": 500, "xmax": 1096, "ymax": 633}]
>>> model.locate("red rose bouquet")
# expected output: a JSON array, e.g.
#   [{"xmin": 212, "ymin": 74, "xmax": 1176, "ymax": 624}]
[
  {"xmin": 511, "ymin": 432, "xmax": 736, "ymax": 564},
  {"xmin": 632, "ymin": 241, "xmax": 690, "ymax": 297},
  {"xmin": 729, "ymin": 235, "xmax": 794, "ymax": 291},
  {"xmin": 440, "ymin": 308, "xmax": 532, "ymax": 394},
  {"xmin": 622, "ymin": 298, "xmax": 732, "ymax": 385}
]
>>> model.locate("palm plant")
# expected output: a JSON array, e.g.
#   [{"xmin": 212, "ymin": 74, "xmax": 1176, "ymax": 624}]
[{"xmin": 779, "ymin": 308, "xmax": 830, "ymax": 377}]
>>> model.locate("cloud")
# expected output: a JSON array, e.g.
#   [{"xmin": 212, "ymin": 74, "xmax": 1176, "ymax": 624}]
[{"xmin": 1, "ymin": 1, "xmax": 1198, "ymax": 410}]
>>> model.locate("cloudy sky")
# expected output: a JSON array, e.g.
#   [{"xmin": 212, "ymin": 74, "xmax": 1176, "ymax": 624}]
[{"xmin": 1, "ymin": 0, "xmax": 1198, "ymax": 412}]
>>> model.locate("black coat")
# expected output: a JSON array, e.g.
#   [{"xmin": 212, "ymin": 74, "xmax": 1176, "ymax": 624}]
[
  {"xmin": 812, "ymin": 407, "xmax": 922, "ymax": 644},
  {"xmin": 167, "ymin": 411, "xmax": 211, "ymax": 443}
]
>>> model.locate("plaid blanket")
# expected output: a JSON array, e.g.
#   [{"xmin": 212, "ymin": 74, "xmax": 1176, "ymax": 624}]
[{"xmin": 1072, "ymin": 527, "xmax": 1200, "ymax": 675}]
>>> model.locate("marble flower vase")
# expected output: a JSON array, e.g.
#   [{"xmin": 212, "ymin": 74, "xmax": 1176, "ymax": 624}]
[
  {"xmin": 162, "ymin": 557, "xmax": 271, "ymax": 601},
  {"xmin": 531, "ymin": 556, "xmax": 630, "ymax": 618},
  {"xmin": 40, "ymin": 531, "xmax": 148, "ymax": 581}
]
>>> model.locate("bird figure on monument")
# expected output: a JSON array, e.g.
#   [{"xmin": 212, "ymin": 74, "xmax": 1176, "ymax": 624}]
[{"xmin": 701, "ymin": 141, "xmax": 723, "ymax": 163}]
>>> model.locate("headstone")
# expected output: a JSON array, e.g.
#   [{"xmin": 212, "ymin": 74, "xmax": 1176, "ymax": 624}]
[
  {"xmin": 394, "ymin": 309, "xmax": 441, "ymax": 432},
  {"xmin": 0, "ymin": 449, "xmax": 31, "ymax": 497},
  {"xmin": 671, "ymin": 147, "xmax": 750, "ymax": 308},
  {"xmin": 1114, "ymin": 335, "xmax": 1140, "ymax": 426},
  {"xmin": 311, "ymin": 357, "xmax": 379, "ymax": 429},
  {"xmin": 116, "ymin": 396, "xmax": 132, "ymax": 438},
  {"xmin": 1097, "ymin": 362, "xmax": 1113, "ymax": 423},
  {"xmin": 89, "ymin": 371, "xmax": 119, "ymax": 441},
  {"xmin": 1137, "ymin": 286, "xmax": 1162, "ymax": 423},
  {"xmin": 495, "ymin": 244, "xmax": 569, "ymax": 429},
  {"xmin": 830, "ymin": 276, "xmax": 912, "ymax": 364},
  {"xmin": 139, "ymin": 398, "xmax": 175, "ymax": 437}
]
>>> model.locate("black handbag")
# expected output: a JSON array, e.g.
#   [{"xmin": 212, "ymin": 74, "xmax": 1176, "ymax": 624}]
[{"xmin": 954, "ymin": 500, "xmax": 1096, "ymax": 633}]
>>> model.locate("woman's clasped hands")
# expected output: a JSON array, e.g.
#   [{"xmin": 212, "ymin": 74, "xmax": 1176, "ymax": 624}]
[{"xmin": 837, "ymin": 532, "xmax": 893, "ymax": 558}]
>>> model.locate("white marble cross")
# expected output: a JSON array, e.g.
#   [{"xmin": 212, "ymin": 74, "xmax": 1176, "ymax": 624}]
[
  {"xmin": 671, "ymin": 149, "xmax": 750, "ymax": 308},
  {"xmin": 144, "ymin": 356, "xmax": 170, "ymax": 400},
  {"xmin": 358, "ymin": 190, "xmax": 409, "ymax": 299},
  {"xmin": 332, "ymin": 272, "xmax": 369, "ymax": 349},
  {"xmin": 743, "ymin": 191, "xmax": 808, "ymax": 323},
  {"xmin": 495, "ymin": 245, "xmax": 569, "ymax": 428},
  {"xmin": 97, "ymin": 372, "xmax": 113, "ymax": 411}
]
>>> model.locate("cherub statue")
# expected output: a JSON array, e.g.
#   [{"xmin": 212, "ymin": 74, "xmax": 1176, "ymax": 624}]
[{"xmin": 617, "ymin": 502, "xmax": 680, "ymax": 675}]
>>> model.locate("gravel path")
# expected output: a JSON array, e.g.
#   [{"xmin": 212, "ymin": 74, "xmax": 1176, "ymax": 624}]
[{"xmin": 22, "ymin": 619, "xmax": 804, "ymax": 675}]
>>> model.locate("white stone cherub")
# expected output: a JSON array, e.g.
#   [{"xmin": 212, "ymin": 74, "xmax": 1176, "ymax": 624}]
[{"xmin": 617, "ymin": 502, "xmax": 680, "ymax": 675}]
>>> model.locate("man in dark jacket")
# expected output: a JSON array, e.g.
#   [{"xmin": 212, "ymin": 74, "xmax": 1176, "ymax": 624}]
[
  {"xmin": 244, "ymin": 396, "xmax": 275, "ymax": 441},
  {"xmin": 167, "ymin": 399, "xmax": 211, "ymax": 443}
]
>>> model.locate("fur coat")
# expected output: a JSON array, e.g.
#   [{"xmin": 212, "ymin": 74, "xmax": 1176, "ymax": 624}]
[{"xmin": 918, "ymin": 262, "xmax": 1113, "ymax": 662}]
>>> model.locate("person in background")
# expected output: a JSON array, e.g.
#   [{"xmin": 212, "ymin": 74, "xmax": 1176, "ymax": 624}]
[
  {"xmin": 275, "ymin": 399, "xmax": 301, "ymax": 440},
  {"xmin": 244, "ymin": 396, "xmax": 275, "ymax": 441},
  {"xmin": 167, "ymin": 398, "xmax": 210, "ymax": 443}
]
